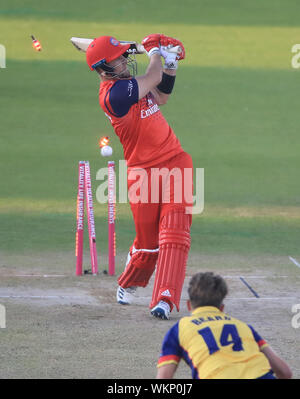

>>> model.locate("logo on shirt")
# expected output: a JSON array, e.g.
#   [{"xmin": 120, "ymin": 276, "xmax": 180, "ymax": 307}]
[
  {"xmin": 128, "ymin": 80, "xmax": 133, "ymax": 97},
  {"xmin": 141, "ymin": 103, "xmax": 160, "ymax": 119},
  {"xmin": 110, "ymin": 38, "xmax": 120, "ymax": 47}
]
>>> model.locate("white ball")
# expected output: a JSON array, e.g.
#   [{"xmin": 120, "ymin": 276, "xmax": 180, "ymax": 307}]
[{"xmin": 100, "ymin": 145, "xmax": 113, "ymax": 157}]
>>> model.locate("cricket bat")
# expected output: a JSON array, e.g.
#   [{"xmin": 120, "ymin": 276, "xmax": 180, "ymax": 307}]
[{"xmin": 70, "ymin": 37, "xmax": 180, "ymax": 55}]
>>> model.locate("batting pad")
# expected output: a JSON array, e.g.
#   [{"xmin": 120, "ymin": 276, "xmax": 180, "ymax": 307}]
[
  {"xmin": 118, "ymin": 249, "xmax": 159, "ymax": 288},
  {"xmin": 150, "ymin": 210, "xmax": 191, "ymax": 312}
]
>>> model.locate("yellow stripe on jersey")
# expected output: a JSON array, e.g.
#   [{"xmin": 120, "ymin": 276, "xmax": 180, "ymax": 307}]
[{"xmin": 157, "ymin": 359, "xmax": 180, "ymax": 368}]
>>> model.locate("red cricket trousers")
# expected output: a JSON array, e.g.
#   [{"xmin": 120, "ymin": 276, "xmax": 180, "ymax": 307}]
[{"xmin": 128, "ymin": 151, "xmax": 193, "ymax": 251}]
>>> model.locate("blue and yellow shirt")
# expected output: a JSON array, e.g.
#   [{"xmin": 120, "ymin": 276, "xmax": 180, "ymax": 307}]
[{"xmin": 158, "ymin": 306, "xmax": 271, "ymax": 379}]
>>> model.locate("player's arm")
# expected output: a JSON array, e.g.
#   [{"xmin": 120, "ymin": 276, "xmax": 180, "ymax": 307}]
[
  {"xmin": 104, "ymin": 79, "xmax": 139, "ymax": 117},
  {"xmin": 156, "ymin": 322, "xmax": 182, "ymax": 379},
  {"xmin": 248, "ymin": 324, "xmax": 292, "ymax": 379},
  {"xmin": 135, "ymin": 35, "xmax": 163, "ymax": 100},
  {"xmin": 151, "ymin": 37, "xmax": 185, "ymax": 105},
  {"xmin": 156, "ymin": 363, "xmax": 177, "ymax": 379},
  {"xmin": 261, "ymin": 346, "xmax": 293, "ymax": 379},
  {"xmin": 135, "ymin": 54, "xmax": 163, "ymax": 99},
  {"xmin": 151, "ymin": 69, "xmax": 177, "ymax": 106}
]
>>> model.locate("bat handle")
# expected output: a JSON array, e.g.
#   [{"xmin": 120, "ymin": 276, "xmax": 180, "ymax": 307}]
[
  {"xmin": 136, "ymin": 44, "xmax": 181, "ymax": 54},
  {"xmin": 161, "ymin": 45, "xmax": 181, "ymax": 54}
]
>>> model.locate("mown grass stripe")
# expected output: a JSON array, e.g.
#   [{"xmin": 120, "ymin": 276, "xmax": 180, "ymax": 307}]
[{"xmin": 1, "ymin": 19, "xmax": 299, "ymax": 69}]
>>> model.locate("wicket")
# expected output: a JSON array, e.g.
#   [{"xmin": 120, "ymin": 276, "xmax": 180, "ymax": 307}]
[
  {"xmin": 84, "ymin": 161, "xmax": 98, "ymax": 275},
  {"xmin": 75, "ymin": 160, "xmax": 116, "ymax": 276},
  {"xmin": 75, "ymin": 161, "xmax": 85, "ymax": 276},
  {"xmin": 108, "ymin": 161, "xmax": 116, "ymax": 276}
]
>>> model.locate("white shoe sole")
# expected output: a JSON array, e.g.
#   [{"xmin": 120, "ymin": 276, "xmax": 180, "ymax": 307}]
[
  {"xmin": 151, "ymin": 301, "xmax": 170, "ymax": 320},
  {"xmin": 117, "ymin": 286, "xmax": 136, "ymax": 305}
]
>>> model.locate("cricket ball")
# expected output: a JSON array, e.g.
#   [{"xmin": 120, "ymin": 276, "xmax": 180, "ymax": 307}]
[{"xmin": 100, "ymin": 145, "xmax": 113, "ymax": 157}]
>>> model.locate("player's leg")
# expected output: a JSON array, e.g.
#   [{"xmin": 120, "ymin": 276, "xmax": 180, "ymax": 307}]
[
  {"xmin": 117, "ymin": 242, "xmax": 159, "ymax": 304},
  {"xmin": 150, "ymin": 152, "xmax": 193, "ymax": 319},
  {"xmin": 117, "ymin": 171, "xmax": 160, "ymax": 304},
  {"xmin": 150, "ymin": 208, "xmax": 191, "ymax": 317}
]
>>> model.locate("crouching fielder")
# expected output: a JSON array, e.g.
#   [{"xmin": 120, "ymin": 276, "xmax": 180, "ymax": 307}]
[
  {"xmin": 86, "ymin": 34, "xmax": 193, "ymax": 319},
  {"xmin": 157, "ymin": 272, "xmax": 292, "ymax": 379}
]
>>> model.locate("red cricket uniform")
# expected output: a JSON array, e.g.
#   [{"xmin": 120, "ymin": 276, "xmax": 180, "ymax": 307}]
[
  {"xmin": 100, "ymin": 79, "xmax": 183, "ymax": 168},
  {"xmin": 99, "ymin": 77, "xmax": 193, "ymax": 311}
]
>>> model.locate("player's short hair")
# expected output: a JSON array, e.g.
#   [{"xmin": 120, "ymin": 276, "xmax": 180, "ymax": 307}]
[{"xmin": 188, "ymin": 272, "xmax": 228, "ymax": 309}]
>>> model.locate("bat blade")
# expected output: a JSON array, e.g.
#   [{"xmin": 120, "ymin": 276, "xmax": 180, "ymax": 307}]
[
  {"xmin": 70, "ymin": 37, "xmax": 93, "ymax": 52},
  {"xmin": 119, "ymin": 41, "xmax": 145, "ymax": 54},
  {"xmin": 70, "ymin": 37, "xmax": 146, "ymax": 54},
  {"xmin": 70, "ymin": 37, "xmax": 181, "ymax": 55}
]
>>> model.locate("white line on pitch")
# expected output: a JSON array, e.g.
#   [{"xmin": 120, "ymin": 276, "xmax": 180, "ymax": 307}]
[
  {"xmin": 0, "ymin": 295, "xmax": 84, "ymax": 299},
  {"xmin": 223, "ymin": 275, "xmax": 290, "ymax": 279},
  {"xmin": 0, "ymin": 274, "xmax": 67, "ymax": 278},
  {"xmin": 138, "ymin": 296, "xmax": 299, "ymax": 301},
  {"xmin": 289, "ymin": 256, "xmax": 300, "ymax": 268},
  {"xmin": 226, "ymin": 297, "xmax": 299, "ymax": 300}
]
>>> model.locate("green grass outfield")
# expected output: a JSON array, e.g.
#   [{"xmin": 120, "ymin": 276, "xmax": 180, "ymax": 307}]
[{"xmin": 0, "ymin": 1, "xmax": 300, "ymax": 263}]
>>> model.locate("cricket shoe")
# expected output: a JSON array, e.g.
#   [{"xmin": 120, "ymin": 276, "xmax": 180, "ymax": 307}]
[
  {"xmin": 151, "ymin": 300, "xmax": 171, "ymax": 320},
  {"xmin": 116, "ymin": 286, "xmax": 137, "ymax": 305}
]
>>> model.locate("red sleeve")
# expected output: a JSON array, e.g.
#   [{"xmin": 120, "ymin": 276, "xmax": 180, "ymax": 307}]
[{"xmin": 248, "ymin": 324, "xmax": 268, "ymax": 348}]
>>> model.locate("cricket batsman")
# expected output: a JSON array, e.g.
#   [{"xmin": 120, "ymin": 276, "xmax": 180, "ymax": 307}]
[{"xmin": 86, "ymin": 34, "xmax": 193, "ymax": 319}]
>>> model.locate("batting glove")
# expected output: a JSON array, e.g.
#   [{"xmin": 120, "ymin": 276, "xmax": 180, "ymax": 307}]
[
  {"xmin": 160, "ymin": 35, "xmax": 185, "ymax": 60},
  {"xmin": 160, "ymin": 46, "xmax": 178, "ymax": 70},
  {"xmin": 141, "ymin": 34, "xmax": 161, "ymax": 57}
]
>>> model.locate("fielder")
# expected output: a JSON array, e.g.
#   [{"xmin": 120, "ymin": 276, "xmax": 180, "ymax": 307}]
[
  {"xmin": 86, "ymin": 34, "xmax": 193, "ymax": 319},
  {"xmin": 156, "ymin": 272, "xmax": 292, "ymax": 379}
]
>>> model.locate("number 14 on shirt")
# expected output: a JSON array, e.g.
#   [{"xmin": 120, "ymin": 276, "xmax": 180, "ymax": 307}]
[{"xmin": 198, "ymin": 324, "xmax": 244, "ymax": 355}]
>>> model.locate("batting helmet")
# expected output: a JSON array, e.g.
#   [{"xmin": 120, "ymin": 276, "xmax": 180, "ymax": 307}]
[{"xmin": 86, "ymin": 36, "xmax": 131, "ymax": 71}]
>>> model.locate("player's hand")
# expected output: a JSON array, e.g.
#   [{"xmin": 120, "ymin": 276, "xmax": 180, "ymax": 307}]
[
  {"xmin": 160, "ymin": 46, "xmax": 178, "ymax": 70},
  {"xmin": 141, "ymin": 34, "xmax": 161, "ymax": 57},
  {"xmin": 160, "ymin": 35, "xmax": 185, "ymax": 60}
]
